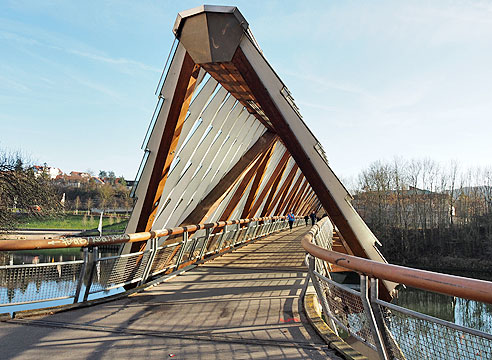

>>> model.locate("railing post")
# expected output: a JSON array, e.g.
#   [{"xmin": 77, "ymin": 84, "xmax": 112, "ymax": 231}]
[
  {"xmin": 266, "ymin": 219, "xmax": 273, "ymax": 235},
  {"xmin": 140, "ymin": 237, "xmax": 158, "ymax": 285},
  {"xmin": 307, "ymin": 256, "xmax": 339, "ymax": 335},
  {"xmin": 248, "ymin": 222, "xmax": 256, "ymax": 239},
  {"xmin": 175, "ymin": 232, "xmax": 188, "ymax": 265},
  {"xmin": 83, "ymin": 246, "xmax": 98, "ymax": 302},
  {"xmin": 360, "ymin": 275, "xmax": 389, "ymax": 360},
  {"xmin": 216, "ymin": 225, "xmax": 226, "ymax": 251},
  {"xmin": 74, "ymin": 247, "xmax": 89, "ymax": 303},
  {"xmin": 232, "ymin": 222, "xmax": 241, "ymax": 246},
  {"xmin": 258, "ymin": 221, "xmax": 265, "ymax": 237},
  {"xmin": 242, "ymin": 222, "xmax": 251, "ymax": 242},
  {"xmin": 199, "ymin": 227, "xmax": 211, "ymax": 258},
  {"xmin": 370, "ymin": 278, "xmax": 394, "ymax": 356},
  {"xmin": 188, "ymin": 235, "xmax": 199, "ymax": 260}
]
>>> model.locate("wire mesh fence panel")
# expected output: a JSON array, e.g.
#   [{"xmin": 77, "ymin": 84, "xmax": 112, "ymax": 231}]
[
  {"xmin": 204, "ymin": 233, "xmax": 221, "ymax": 253},
  {"xmin": 221, "ymin": 229, "xmax": 235, "ymax": 248},
  {"xmin": 150, "ymin": 244, "xmax": 180, "ymax": 276},
  {"xmin": 191, "ymin": 236, "xmax": 208, "ymax": 258},
  {"xmin": 234, "ymin": 228, "xmax": 243, "ymax": 244},
  {"xmin": 321, "ymin": 279, "xmax": 376, "ymax": 347},
  {"xmin": 89, "ymin": 251, "xmax": 151, "ymax": 293},
  {"xmin": 380, "ymin": 303, "xmax": 492, "ymax": 360},
  {"xmin": 179, "ymin": 239, "xmax": 196, "ymax": 263},
  {"xmin": 251, "ymin": 224, "xmax": 261, "ymax": 239},
  {"xmin": 245, "ymin": 223, "xmax": 257, "ymax": 240},
  {"xmin": 0, "ymin": 261, "xmax": 84, "ymax": 305}
]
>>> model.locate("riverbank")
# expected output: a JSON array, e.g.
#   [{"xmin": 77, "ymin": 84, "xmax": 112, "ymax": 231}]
[{"xmin": 394, "ymin": 256, "xmax": 492, "ymax": 281}]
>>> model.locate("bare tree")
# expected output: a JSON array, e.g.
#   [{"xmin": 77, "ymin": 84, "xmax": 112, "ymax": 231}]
[{"xmin": 0, "ymin": 148, "xmax": 60, "ymax": 231}]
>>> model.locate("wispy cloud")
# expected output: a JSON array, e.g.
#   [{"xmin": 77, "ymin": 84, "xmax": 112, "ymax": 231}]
[
  {"xmin": 0, "ymin": 19, "xmax": 160, "ymax": 76},
  {"xmin": 0, "ymin": 74, "xmax": 31, "ymax": 93},
  {"xmin": 68, "ymin": 49, "xmax": 160, "ymax": 73}
]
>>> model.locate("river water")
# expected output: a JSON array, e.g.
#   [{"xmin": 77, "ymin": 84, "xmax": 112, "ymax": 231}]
[{"xmin": 394, "ymin": 284, "xmax": 492, "ymax": 334}]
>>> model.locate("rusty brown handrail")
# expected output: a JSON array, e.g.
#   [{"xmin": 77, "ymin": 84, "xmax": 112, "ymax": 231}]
[
  {"xmin": 0, "ymin": 216, "xmax": 283, "ymax": 251},
  {"xmin": 302, "ymin": 220, "xmax": 492, "ymax": 304}
]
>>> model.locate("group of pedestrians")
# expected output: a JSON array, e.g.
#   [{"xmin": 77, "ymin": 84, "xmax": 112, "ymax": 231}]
[{"xmin": 286, "ymin": 210, "xmax": 317, "ymax": 231}]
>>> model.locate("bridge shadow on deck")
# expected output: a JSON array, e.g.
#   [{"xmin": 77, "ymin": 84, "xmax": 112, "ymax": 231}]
[{"xmin": 0, "ymin": 226, "xmax": 341, "ymax": 359}]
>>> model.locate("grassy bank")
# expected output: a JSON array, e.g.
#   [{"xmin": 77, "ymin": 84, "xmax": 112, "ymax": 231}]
[{"xmin": 16, "ymin": 214, "xmax": 128, "ymax": 231}]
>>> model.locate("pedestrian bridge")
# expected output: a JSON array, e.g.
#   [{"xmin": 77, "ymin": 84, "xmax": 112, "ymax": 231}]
[
  {"xmin": 1, "ymin": 225, "xmax": 342, "ymax": 359},
  {"xmin": 1, "ymin": 5, "xmax": 492, "ymax": 359}
]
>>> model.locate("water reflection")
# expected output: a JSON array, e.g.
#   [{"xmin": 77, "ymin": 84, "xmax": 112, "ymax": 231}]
[
  {"xmin": 0, "ymin": 246, "xmax": 121, "ymax": 312},
  {"xmin": 388, "ymin": 286, "xmax": 492, "ymax": 359},
  {"xmin": 394, "ymin": 286, "xmax": 492, "ymax": 334},
  {"xmin": 0, "ymin": 246, "xmax": 120, "ymax": 266}
]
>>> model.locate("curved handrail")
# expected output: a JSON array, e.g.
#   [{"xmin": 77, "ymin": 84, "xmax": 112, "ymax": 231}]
[
  {"xmin": 302, "ymin": 218, "xmax": 492, "ymax": 304},
  {"xmin": 0, "ymin": 216, "xmax": 283, "ymax": 251}
]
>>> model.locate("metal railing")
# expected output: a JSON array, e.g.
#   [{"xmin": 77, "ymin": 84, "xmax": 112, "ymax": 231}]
[
  {"xmin": 302, "ymin": 217, "xmax": 492, "ymax": 360},
  {"xmin": 0, "ymin": 216, "xmax": 303, "ymax": 308}
]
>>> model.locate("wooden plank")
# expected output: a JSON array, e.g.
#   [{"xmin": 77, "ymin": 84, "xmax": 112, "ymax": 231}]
[
  {"xmin": 292, "ymin": 186, "xmax": 309, "ymax": 214},
  {"xmin": 258, "ymin": 151, "xmax": 290, "ymax": 217},
  {"xmin": 291, "ymin": 181, "xmax": 309, "ymax": 215},
  {"xmin": 240, "ymin": 140, "xmax": 277, "ymax": 219},
  {"xmin": 144, "ymin": 62, "xmax": 202, "ymax": 230},
  {"xmin": 180, "ymin": 131, "xmax": 276, "ymax": 226},
  {"xmin": 232, "ymin": 47, "xmax": 370, "ymax": 261},
  {"xmin": 264, "ymin": 164, "xmax": 298, "ymax": 216},
  {"xmin": 280, "ymin": 174, "xmax": 305, "ymax": 215},
  {"xmin": 299, "ymin": 191, "xmax": 316, "ymax": 216},
  {"xmin": 218, "ymin": 142, "xmax": 275, "ymax": 221},
  {"xmin": 298, "ymin": 190, "xmax": 314, "ymax": 215},
  {"xmin": 135, "ymin": 52, "xmax": 198, "ymax": 233}
]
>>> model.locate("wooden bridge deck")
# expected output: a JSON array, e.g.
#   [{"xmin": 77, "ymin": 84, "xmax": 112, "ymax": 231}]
[{"xmin": 1, "ymin": 226, "xmax": 341, "ymax": 359}]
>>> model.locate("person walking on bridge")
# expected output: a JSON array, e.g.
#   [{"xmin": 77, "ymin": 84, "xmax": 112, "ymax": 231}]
[
  {"xmin": 287, "ymin": 211, "xmax": 295, "ymax": 231},
  {"xmin": 310, "ymin": 211, "xmax": 317, "ymax": 226}
]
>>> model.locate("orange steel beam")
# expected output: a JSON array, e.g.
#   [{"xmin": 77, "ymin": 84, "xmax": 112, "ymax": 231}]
[
  {"xmin": 264, "ymin": 164, "xmax": 298, "ymax": 216},
  {"xmin": 240, "ymin": 141, "xmax": 276, "ymax": 219},
  {"xmin": 301, "ymin": 226, "xmax": 492, "ymax": 304},
  {"xmin": 257, "ymin": 151, "xmax": 290, "ymax": 217},
  {"xmin": 135, "ymin": 52, "xmax": 199, "ymax": 234}
]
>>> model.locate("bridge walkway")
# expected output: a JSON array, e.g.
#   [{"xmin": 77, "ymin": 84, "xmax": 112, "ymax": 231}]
[{"xmin": 1, "ymin": 225, "xmax": 341, "ymax": 359}]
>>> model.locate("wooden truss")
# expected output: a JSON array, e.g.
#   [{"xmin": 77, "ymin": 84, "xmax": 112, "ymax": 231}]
[{"xmin": 126, "ymin": 6, "xmax": 391, "ymax": 294}]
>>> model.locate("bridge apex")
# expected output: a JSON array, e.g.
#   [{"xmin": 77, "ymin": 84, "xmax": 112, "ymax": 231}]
[{"xmin": 173, "ymin": 5, "xmax": 248, "ymax": 64}]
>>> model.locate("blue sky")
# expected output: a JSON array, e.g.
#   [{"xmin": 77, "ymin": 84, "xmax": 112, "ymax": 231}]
[{"xmin": 1, "ymin": 0, "xmax": 491, "ymax": 182}]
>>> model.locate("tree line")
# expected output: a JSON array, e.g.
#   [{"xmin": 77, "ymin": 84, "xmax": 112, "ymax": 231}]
[
  {"xmin": 0, "ymin": 148, "xmax": 133, "ymax": 232},
  {"xmin": 54, "ymin": 175, "xmax": 132, "ymax": 214},
  {"xmin": 351, "ymin": 159, "xmax": 492, "ymax": 273}
]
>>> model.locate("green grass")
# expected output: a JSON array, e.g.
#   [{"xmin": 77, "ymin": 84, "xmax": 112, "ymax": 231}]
[
  {"xmin": 79, "ymin": 219, "xmax": 128, "ymax": 235},
  {"xmin": 17, "ymin": 214, "xmax": 128, "ymax": 231}
]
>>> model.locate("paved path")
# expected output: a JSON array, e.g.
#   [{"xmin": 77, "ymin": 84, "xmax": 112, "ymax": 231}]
[{"xmin": 1, "ymin": 225, "xmax": 341, "ymax": 359}]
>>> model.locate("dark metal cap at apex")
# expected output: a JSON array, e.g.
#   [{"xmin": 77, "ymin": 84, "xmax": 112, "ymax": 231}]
[{"xmin": 172, "ymin": 5, "xmax": 249, "ymax": 64}]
